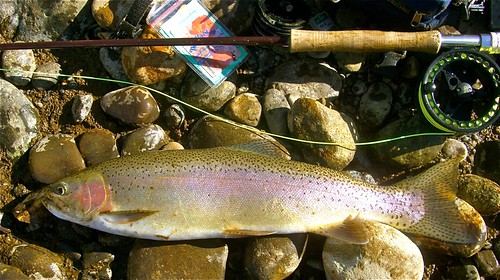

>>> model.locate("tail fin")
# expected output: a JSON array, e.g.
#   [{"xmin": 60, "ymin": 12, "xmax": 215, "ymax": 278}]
[{"xmin": 394, "ymin": 157, "xmax": 486, "ymax": 249}]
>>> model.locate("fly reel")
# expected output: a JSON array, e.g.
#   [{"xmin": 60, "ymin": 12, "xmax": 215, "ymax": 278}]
[{"xmin": 418, "ymin": 49, "xmax": 500, "ymax": 133}]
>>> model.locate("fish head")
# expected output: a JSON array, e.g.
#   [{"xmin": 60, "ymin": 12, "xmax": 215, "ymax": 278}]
[{"xmin": 41, "ymin": 171, "xmax": 112, "ymax": 222}]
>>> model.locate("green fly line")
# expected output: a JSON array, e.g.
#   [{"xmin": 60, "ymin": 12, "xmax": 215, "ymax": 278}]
[{"xmin": 0, "ymin": 68, "xmax": 455, "ymax": 148}]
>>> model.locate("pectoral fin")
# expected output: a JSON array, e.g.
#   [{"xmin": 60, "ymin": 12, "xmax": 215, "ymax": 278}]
[
  {"xmin": 223, "ymin": 228, "xmax": 276, "ymax": 237},
  {"xmin": 100, "ymin": 210, "xmax": 158, "ymax": 224},
  {"xmin": 312, "ymin": 215, "xmax": 369, "ymax": 244}
]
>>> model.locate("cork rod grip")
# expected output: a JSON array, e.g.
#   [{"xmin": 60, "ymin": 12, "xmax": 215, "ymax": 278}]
[{"xmin": 290, "ymin": 30, "xmax": 442, "ymax": 53}]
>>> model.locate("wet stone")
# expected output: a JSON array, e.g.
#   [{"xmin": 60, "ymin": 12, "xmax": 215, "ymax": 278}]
[
  {"xmin": 128, "ymin": 239, "xmax": 228, "ymax": 280},
  {"xmin": 224, "ymin": 93, "xmax": 262, "ymax": 126},
  {"xmin": 266, "ymin": 59, "xmax": 342, "ymax": 105},
  {"xmin": 29, "ymin": 134, "xmax": 86, "ymax": 184},
  {"xmin": 474, "ymin": 140, "xmax": 500, "ymax": 183},
  {"xmin": 164, "ymin": 104, "xmax": 185, "ymax": 128},
  {"xmin": 1, "ymin": 48, "xmax": 36, "ymax": 86},
  {"xmin": 447, "ymin": 265, "xmax": 480, "ymax": 280},
  {"xmin": 457, "ymin": 174, "xmax": 500, "ymax": 216},
  {"xmin": 358, "ymin": 82, "xmax": 393, "ymax": 128},
  {"xmin": 373, "ymin": 114, "xmax": 446, "ymax": 169},
  {"xmin": 99, "ymin": 47, "xmax": 130, "ymax": 83},
  {"xmin": 71, "ymin": 94, "xmax": 94, "ymax": 123},
  {"xmin": 81, "ymin": 252, "xmax": 114, "ymax": 280},
  {"xmin": 0, "ymin": 263, "xmax": 30, "ymax": 280},
  {"xmin": 181, "ymin": 73, "xmax": 236, "ymax": 112},
  {"xmin": 244, "ymin": 234, "xmax": 307, "ymax": 280},
  {"xmin": 161, "ymin": 141, "xmax": 185, "ymax": 150},
  {"xmin": 288, "ymin": 98, "xmax": 356, "ymax": 170},
  {"xmin": 121, "ymin": 27, "xmax": 187, "ymax": 85},
  {"xmin": 474, "ymin": 250, "xmax": 500, "ymax": 276},
  {"xmin": 7, "ymin": 243, "xmax": 76, "ymax": 279},
  {"xmin": 78, "ymin": 129, "xmax": 119, "ymax": 166},
  {"xmin": 101, "ymin": 86, "xmax": 160, "ymax": 125},
  {"xmin": 263, "ymin": 89, "xmax": 291, "ymax": 136},
  {"xmin": 189, "ymin": 115, "xmax": 279, "ymax": 150},
  {"xmin": 323, "ymin": 221, "xmax": 424, "ymax": 280},
  {"xmin": 333, "ymin": 52, "xmax": 367, "ymax": 72},
  {"xmin": 31, "ymin": 62, "xmax": 61, "ymax": 90},
  {"xmin": 121, "ymin": 124, "xmax": 167, "ymax": 156},
  {"xmin": 91, "ymin": 0, "xmax": 135, "ymax": 31},
  {"xmin": 442, "ymin": 138, "xmax": 468, "ymax": 159},
  {"xmin": 0, "ymin": 78, "xmax": 39, "ymax": 162}
]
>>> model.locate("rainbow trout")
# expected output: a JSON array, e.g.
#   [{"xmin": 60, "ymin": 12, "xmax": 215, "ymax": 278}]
[{"xmin": 31, "ymin": 141, "xmax": 484, "ymax": 245}]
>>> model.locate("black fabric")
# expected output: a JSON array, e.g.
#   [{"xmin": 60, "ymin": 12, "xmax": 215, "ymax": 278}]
[{"xmin": 113, "ymin": 0, "xmax": 153, "ymax": 38}]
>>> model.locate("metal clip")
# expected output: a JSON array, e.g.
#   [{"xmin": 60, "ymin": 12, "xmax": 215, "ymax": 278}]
[{"xmin": 410, "ymin": 11, "xmax": 424, "ymax": 27}]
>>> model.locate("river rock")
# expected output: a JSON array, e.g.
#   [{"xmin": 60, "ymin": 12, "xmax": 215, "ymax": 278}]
[
  {"xmin": 0, "ymin": 79, "xmax": 39, "ymax": 162},
  {"xmin": 29, "ymin": 134, "xmax": 86, "ymax": 184},
  {"xmin": 71, "ymin": 94, "xmax": 94, "ymax": 123},
  {"xmin": 263, "ymin": 89, "xmax": 290, "ymax": 136},
  {"xmin": 91, "ymin": 0, "xmax": 135, "ymax": 31},
  {"xmin": 121, "ymin": 124, "xmax": 167, "ymax": 156},
  {"xmin": 1, "ymin": 48, "xmax": 36, "ymax": 86},
  {"xmin": 81, "ymin": 251, "xmax": 114, "ymax": 280},
  {"xmin": 266, "ymin": 59, "xmax": 342, "ymax": 105},
  {"xmin": 0, "ymin": 1, "xmax": 19, "ymax": 41},
  {"xmin": 12, "ymin": 0, "xmax": 88, "ymax": 42},
  {"xmin": 121, "ymin": 27, "xmax": 187, "ymax": 85},
  {"xmin": 128, "ymin": 239, "xmax": 228, "ymax": 280},
  {"xmin": 333, "ymin": 52, "xmax": 367, "ymax": 72},
  {"xmin": 0, "ymin": 263, "xmax": 30, "ymax": 280},
  {"xmin": 287, "ymin": 98, "xmax": 356, "ymax": 170},
  {"xmin": 244, "ymin": 234, "xmax": 307, "ymax": 280},
  {"xmin": 457, "ymin": 174, "xmax": 500, "ymax": 216},
  {"xmin": 474, "ymin": 250, "xmax": 500, "ymax": 276},
  {"xmin": 99, "ymin": 47, "xmax": 130, "ymax": 83},
  {"xmin": 442, "ymin": 138, "xmax": 468, "ymax": 159},
  {"xmin": 323, "ymin": 221, "xmax": 424, "ymax": 280},
  {"xmin": 224, "ymin": 93, "xmax": 262, "ymax": 126},
  {"xmin": 6, "ymin": 242, "xmax": 77, "ymax": 279},
  {"xmin": 447, "ymin": 265, "xmax": 480, "ymax": 279},
  {"xmin": 188, "ymin": 115, "xmax": 288, "ymax": 160},
  {"xmin": 202, "ymin": 0, "xmax": 257, "ymax": 34},
  {"xmin": 101, "ymin": 86, "xmax": 160, "ymax": 125},
  {"xmin": 31, "ymin": 62, "xmax": 61, "ymax": 90},
  {"xmin": 78, "ymin": 129, "xmax": 119, "ymax": 166},
  {"xmin": 164, "ymin": 104, "xmax": 185, "ymax": 128},
  {"xmin": 372, "ymin": 114, "xmax": 446, "ymax": 170},
  {"xmin": 181, "ymin": 74, "xmax": 236, "ymax": 112},
  {"xmin": 474, "ymin": 140, "xmax": 500, "ymax": 183},
  {"xmin": 161, "ymin": 141, "xmax": 184, "ymax": 150},
  {"xmin": 358, "ymin": 82, "xmax": 393, "ymax": 128}
]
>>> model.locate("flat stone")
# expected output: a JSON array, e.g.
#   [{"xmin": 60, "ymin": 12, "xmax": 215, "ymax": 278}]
[
  {"xmin": 323, "ymin": 221, "xmax": 424, "ymax": 280},
  {"xmin": 128, "ymin": 239, "xmax": 228, "ymax": 280},
  {"xmin": 287, "ymin": 98, "xmax": 356, "ymax": 170},
  {"xmin": 31, "ymin": 62, "xmax": 61, "ymax": 90},
  {"xmin": 0, "ymin": 78, "xmax": 39, "ymax": 162},
  {"xmin": 78, "ymin": 129, "xmax": 119, "ymax": 166},
  {"xmin": 29, "ymin": 134, "xmax": 86, "ymax": 184}
]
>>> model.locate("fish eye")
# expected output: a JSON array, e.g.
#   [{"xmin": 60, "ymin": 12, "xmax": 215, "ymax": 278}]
[{"xmin": 53, "ymin": 183, "xmax": 67, "ymax": 196}]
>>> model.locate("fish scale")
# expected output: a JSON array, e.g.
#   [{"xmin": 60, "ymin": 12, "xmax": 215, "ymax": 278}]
[{"xmin": 34, "ymin": 142, "xmax": 485, "ymax": 246}]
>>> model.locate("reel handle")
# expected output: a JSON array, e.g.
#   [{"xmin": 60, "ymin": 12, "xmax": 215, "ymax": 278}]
[{"xmin": 290, "ymin": 29, "xmax": 442, "ymax": 53}]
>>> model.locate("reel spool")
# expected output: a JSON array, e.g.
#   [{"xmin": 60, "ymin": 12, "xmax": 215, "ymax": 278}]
[
  {"xmin": 253, "ymin": 0, "xmax": 311, "ymax": 37},
  {"xmin": 418, "ymin": 49, "xmax": 500, "ymax": 133}
]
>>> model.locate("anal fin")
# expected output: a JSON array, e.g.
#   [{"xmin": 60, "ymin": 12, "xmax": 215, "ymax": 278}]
[
  {"xmin": 223, "ymin": 228, "xmax": 276, "ymax": 237},
  {"xmin": 312, "ymin": 214, "xmax": 369, "ymax": 244},
  {"xmin": 100, "ymin": 210, "xmax": 158, "ymax": 224}
]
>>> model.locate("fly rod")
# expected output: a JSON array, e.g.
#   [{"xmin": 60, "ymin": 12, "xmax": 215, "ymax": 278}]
[{"xmin": 0, "ymin": 30, "xmax": 498, "ymax": 54}]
